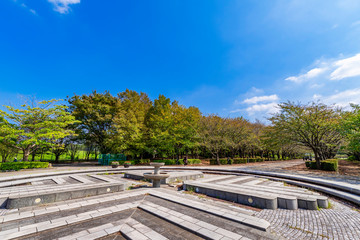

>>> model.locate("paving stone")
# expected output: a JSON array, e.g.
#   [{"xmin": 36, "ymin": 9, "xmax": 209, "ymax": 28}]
[
  {"xmin": 198, "ymin": 227, "xmax": 224, "ymax": 240},
  {"xmin": 124, "ymin": 230, "xmax": 149, "ymax": 240}
]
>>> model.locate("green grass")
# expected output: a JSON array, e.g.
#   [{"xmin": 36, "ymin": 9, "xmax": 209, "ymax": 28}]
[{"xmin": 1, "ymin": 150, "xmax": 98, "ymax": 162}]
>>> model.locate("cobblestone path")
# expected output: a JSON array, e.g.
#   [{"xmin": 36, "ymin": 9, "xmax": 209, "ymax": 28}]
[{"xmin": 256, "ymin": 199, "xmax": 360, "ymax": 240}]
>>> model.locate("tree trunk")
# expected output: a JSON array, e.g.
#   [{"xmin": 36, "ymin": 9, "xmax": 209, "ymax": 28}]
[
  {"xmin": 216, "ymin": 152, "xmax": 220, "ymax": 165},
  {"xmin": 23, "ymin": 149, "xmax": 30, "ymax": 162},
  {"xmin": 55, "ymin": 154, "xmax": 60, "ymax": 164}
]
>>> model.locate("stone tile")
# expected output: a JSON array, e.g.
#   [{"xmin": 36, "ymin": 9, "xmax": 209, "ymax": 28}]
[
  {"xmin": 144, "ymin": 230, "xmax": 169, "ymax": 240},
  {"xmin": 215, "ymin": 228, "xmax": 242, "ymax": 240},
  {"xmin": 198, "ymin": 227, "xmax": 224, "ymax": 240},
  {"xmin": 77, "ymin": 230, "xmax": 108, "ymax": 240},
  {"xmin": 196, "ymin": 220, "xmax": 218, "ymax": 231},
  {"xmin": 125, "ymin": 230, "xmax": 149, "ymax": 240},
  {"xmin": 120, "ymin": 224, "xmax": 135, "ymax": 234}
]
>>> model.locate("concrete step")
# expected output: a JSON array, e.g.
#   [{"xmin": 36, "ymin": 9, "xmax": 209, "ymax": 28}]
[
  {"xmin": 120, "ymin": 218, "xmax": 169, "ymax": 240},
  {"xmin": 57, "ymin": 220, "xmax": 126, "ymax": 240},
  {"xmin": 184, "ymin": 181, "xmax": 278, "ymax": 210},
  {"xmin": 139, "ymin": 201, "xmax": 248, "ymax": 240},
  {"xmin": 225, "ymin": 183, "xmax": 328, "ymax": 209},
  {"xmin": 149, "ymin": 190, "xmax": 270, "ymax": 231},
  {"xmin": 4, "ymin": 182, "xmax": 126, "ymax": 209},
  {"xmin": 0, "ymin": 201, "xmax": 141, "ymax": 240},
  {"xmin": 69, "ymin": 175, "xmax": 95, "ymax": 184},
  {"xmin": 0, "ymin": 190, "xmax": 148, "ymax": 224}
]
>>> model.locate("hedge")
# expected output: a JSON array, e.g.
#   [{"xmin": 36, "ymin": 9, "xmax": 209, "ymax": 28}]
[
  {"xmin": 210, "ymin": 158, "xmax": 266, "ymax": 165},
  {"xmin": 151, "ymin": 159, "xmax": 201, "ymax": 165},
  {"xmin": 0, "ymin": 162, "xmax": 49, "ymax": 171},
  {"xmin": 305, "ymin": 159, "xmax": 338, "ymax": 171}
]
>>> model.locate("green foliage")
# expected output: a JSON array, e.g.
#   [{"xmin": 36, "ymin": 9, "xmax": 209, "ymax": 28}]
[
  {"xmin": 0, "ymin": 162, "xmax": 49, "ymax": 171},
  {"xmin": 269, "ymin": 102, "xmax": 343, "ymax": 168},
  {"xmin": 339, "ymin": 104, "xmax": 360, "ymax": 160},
  {"xmin": 151, "ymin": 159, "xmax": 201, "ymax": 165},
  {"xmin": 305, "ymin": 159, "xmax": 338, "ymax": 171},
  {"xmin": 0, "ymin": 99, "xmax": 78, "ymax": 161},
  {"xmin": 68, "ymin": 91, "xmax": 122, "ymax": 154}
]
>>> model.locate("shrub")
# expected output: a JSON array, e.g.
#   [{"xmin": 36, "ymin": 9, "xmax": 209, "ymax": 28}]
[
  {"xmin": 233, "ymin": 158, "xmax": 247, "ymax": 164},
  {"xmin": 151, "ymin": 159, "xmax": 201, "ymax": 165},
  {"xmin": 0, "ymin": 162, "xmax": 49, "ymax": 171},
  {"xmin": 134, "ymin": 159, "xmax": 150, "ymax": 165},
  {"xmin": 305, "ymin": 159, "xmax": 338, "ymax": 171}
]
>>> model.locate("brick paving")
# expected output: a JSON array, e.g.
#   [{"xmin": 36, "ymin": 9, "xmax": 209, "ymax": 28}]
[{"xmin": 255, "ymin": 199, "xmax": 360, "ymax": 240}]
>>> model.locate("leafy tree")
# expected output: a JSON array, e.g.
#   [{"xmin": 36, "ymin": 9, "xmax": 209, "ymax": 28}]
[
  {"xmin": 0, "ymin": 99, "xmax": 77, "ymax": 161},
  {"xmin": 339, "ymin": 104, "xmax": 360, "ymax": 160},
  {"xmin": 115, "ymin": 89, "xmax": 152, "ymax": 158},
  {"xmin": 144, "ymin": 95, "xmax": 176, "ymax": 158},
  {"xmin": 269, "ymin": 102, "xmax": 343, "ymax": 168},
  {"xmin": 68, "ymin": 91, "xmax": 122, "ymax": 154},
  {"xmin": 198, "ymin": 115, "xmax": 229, "ymax": 164},
  {"xmin": 0, "ymin": 144, "xmax": 18, "ymax": 162}
]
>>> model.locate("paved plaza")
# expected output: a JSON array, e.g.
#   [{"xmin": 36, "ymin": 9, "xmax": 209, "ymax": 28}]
[{"xmin": 0, "ymin": 163, "xmax": 359, "ymax": 239}]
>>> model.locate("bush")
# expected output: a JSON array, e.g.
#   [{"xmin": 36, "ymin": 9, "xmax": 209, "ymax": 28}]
[
  {"xmin": 134, "ymin": 159, "xmax": 150, "ymax": 165},
  {"xmin": 151, "ymin": 159, "xmax": 201, "ymax": 165},
  {"xmin": 305, "ymin": 159, "xmax": 338, "ymax": 171},
  {"xmin": 0, "ymin": 162, "xmax": 49, "ymax": 171},
  {"xmin": 233, "ymin": 158, "xmax": 247, "ymax": 164}
]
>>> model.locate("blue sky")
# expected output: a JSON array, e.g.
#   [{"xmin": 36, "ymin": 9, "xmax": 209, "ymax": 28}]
[{"xmin": 1, "ymin": 0, "xmax": 360, "ymax": 121}]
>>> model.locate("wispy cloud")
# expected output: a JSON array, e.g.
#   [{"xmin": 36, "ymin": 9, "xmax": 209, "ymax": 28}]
[
  {"xmin": 322, "ymin": 88, "xmax": 360, "ymax": 108},
  {"xmin": 13, "ymin": 1, "xmax": 37, "ymax": 15},
  {"xmin": 243, "ymin": 94, "xmax": 279, "ymax": 104},
  {"xmin": 330, "ymin": 53, "xmax": 360, "ymax": 80},
  {"xmin": 245, "ymin": 102, "xmax": 279, "ymax": 116},
  {"xmin": 285, "ymin": 53, "xmax": 360, "ymax": 84},
  {"xmin": 48, "ymin": 0, "xmax": 80, "ymax": 14},
  {"xmin": 285, "ymin": 67, "xmax": 327, "ymax": 83},
  {"xmin": 351, "ymin": 20, "xmax": 360, "ymax": 27}
]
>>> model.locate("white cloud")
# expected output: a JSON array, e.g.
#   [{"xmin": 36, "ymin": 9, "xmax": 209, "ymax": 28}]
[
  {"xmin": 48, "ymin": 0, "xmax": 80, "ymax": 14},
  {"xmin": 323, "ymin": 88, "xmax": 360, "ymax": 108},
  {"xmin": 243, "ymin": 94, "xmax": 279, "ymax": 104},
  {"xmin": 285, "ymin": 53, "xmax": 360, "ymax": 84},
  {"xmin": 245, "ymin": 102, "xmax": 279, "ymax": 116},
  {"xmin": 285, "ymin": 67, "xmax": 327, "ymax": 83},
  {"xmin": 330, "ymin": 53, "xmax": 360, "ymax": 80},
  {"xmin": 312, "ymin": 94, "xmax": 322, "ymax": 100}
]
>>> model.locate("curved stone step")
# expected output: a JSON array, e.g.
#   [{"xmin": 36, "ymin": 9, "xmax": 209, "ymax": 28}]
[
  {"xmin": 149, "ymin": 190, "xmax": 270, "ymax": 231},
  {"xmin": 138, "ymin": 202, "xmax": 248, "ymax": 240},
  {"xmin": 0, "ymin": 201, "xmax": 141, "ymax": 240}
]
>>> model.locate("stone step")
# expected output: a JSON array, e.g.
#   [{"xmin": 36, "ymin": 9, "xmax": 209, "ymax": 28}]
[
  {"xmin": 149, "ymin": 190, "xmax": 269, "ymax": 231},
  {"xmin": 120, "ymin": 218, "xmax": 169, "ymax": 240},
  {"xmin": 0, "ymin": 201, "xmax": 141, "ymax": 240},
  {"xmin": 90, "ymin": 174, "xmax": 118, "ymax": 183},
  {"xmin": 185, "ymin": 180, "xmax": 328, "ymax": 210},
  {"xmin": 185, "ymin": 181, "xmax": 278, "ymax": 210},
  {"xmin": 4, "ymin": 182, "xmax": 126, "ymax": 209},
  {"xmin": 226, "ymin": 183, "xmax": 328, "ymax": 209},
  {"xmin": 198, "ymin": 175, "xmax": 236, "ymax": 183},
  {"xmin": 57, "ymin": 220, "xmax": 126, "ymax": 240},
  {"xmin": 0, "ymin": 190, "xmax": 148, "ymax": 223},
  {"xmin": 69, "ymin": 175, "xmax": 95, "ymax": 184},
  {"xmin": 217, "ymin": 176, "xmax": 254, "ymax": 185},
  {"xmin": 138, "ymin": 201, "xmax": 248, "ymax": 240},
  {"xmin": 52, "ymin": 177, "xmax": 67, "ymax": 185}
]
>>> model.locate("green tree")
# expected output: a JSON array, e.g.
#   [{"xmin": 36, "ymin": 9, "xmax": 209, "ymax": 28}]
[
  {"xmin": 339, "ymin": 104, "xmax": 360, "ymax": 160},
  {"xmin": 198, "ymin": 115, "xmax": 229, "ymax": 164},
  {"xmin": 115, "ymin": 89, "xmax": 152, "ymax": 158},
  {"xmin": 269, "ymin": 102, "xmax": 343, "ymax": 168},
  {"xmin": 68, "ymin": 91, "xmax": 122, "ymax": 154},
  {"xmin": 0, "ymin": 99, "xmax": 77, "ymax": 162}
]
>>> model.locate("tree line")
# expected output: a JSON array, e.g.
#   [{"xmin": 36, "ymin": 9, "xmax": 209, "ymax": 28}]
[{"xmin": 1, "ymin": 90, "xmax": 360, "ymax": 167}]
